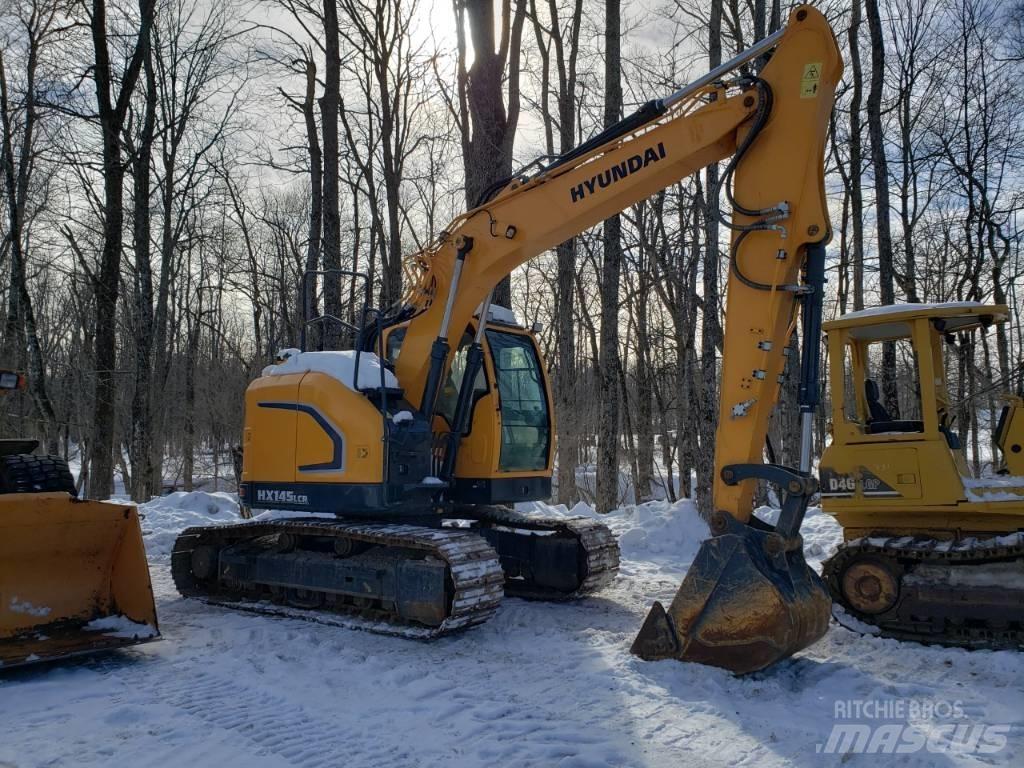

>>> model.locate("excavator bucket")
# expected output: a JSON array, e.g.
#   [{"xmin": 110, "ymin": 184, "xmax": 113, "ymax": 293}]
[
  {"xmin": 632, "ymin": 471, "xmax": 830, "ymax": 674},
  {"xmin": 0, "ymin": 493, "xmax": 159, "ymax": 669}
]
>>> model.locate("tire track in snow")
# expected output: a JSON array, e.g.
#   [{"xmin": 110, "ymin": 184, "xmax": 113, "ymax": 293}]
[{"xmin": 127, "ymin": 663, "xmax": 398, "ymax": 768}]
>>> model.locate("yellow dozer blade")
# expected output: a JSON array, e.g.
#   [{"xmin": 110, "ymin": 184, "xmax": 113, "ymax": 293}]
[{"xmin": 0, "ymin": 493, "xmax": 159, "ymax": 669}]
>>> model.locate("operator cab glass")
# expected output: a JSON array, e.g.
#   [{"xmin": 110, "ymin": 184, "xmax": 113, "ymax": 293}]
[
  {"xmin": 436, "ymin": 332, "xmax": 487, "ymax": 425},
  {"xmin": 486, "ymin": 330, "xmax": 550, "ymax": 471}
]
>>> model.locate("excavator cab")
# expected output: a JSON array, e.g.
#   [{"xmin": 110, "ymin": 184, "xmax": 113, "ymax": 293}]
[{"xmin": 385, "ymin": 307, "xmax": 555, "ymax": 507}]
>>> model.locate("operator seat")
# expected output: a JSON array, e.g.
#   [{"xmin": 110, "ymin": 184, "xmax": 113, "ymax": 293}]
[
  {"xmin": 864, "ymin": 378, "xmax": 891, "ymax": 422},
  {"xmin": 863, "ymin": 378, "xmax": 923, "ymax": 435}
]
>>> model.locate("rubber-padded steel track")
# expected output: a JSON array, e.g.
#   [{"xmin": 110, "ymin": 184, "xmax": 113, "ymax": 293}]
[
  {"xmin": 823, "ymin": 532, "xmax": 1024, "ymax": 649},
  {"xmin": 172, "ymin": 519, "xmax": 505, "ymax": 639},
  {"xmin": 461, "ymin": 508, "xmax": 620, "ymax": 600}
]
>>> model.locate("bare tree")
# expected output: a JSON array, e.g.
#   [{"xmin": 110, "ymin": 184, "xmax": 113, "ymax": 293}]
[
  {"xmin": 0, "ymin": 0, "xmax": 63, "ymax": 451},
  {"xmin": 85, "ymin": 0, "xmax": 156, "ymax": 499},
  {"xmin": 452, "ymin": 0, "xmax": 527, "ymax": 308},
  {"xmin": 866, "ymin": 0, "xmax": 900, "ymax": 417}
]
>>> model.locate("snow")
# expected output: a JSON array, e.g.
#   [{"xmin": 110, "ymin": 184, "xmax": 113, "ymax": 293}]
[
  {"xmin": 1, "ymin": 490, "xmax": 1021, "ymax": 767},
  {"xmin": 836, "ymin": 301, "xmax": 995, "ymax": 322},
  {"xmin": 140, "ymin": 491, "xmax": 241, "ymax": 559},
  {"xmin": 962, "ymin": 475, "xmax": 1024, "ymax": 503},
  {"xmin": 475, "ymin": 302, "xmax": 521, "ymax": 326},
  {"xmin": 83, "ymin": 616, "xmax": 159, "ymax": 640},
  {"xmin": 392, "ymin": 409, "xmax": 415, "ymax": 424},
  {"xmin": 262, "ymin": 349, "xmax": 399, "ymax": 391},
  {"xmin": 8, "ymin": 597, "xmax": 51, "ymax": 618}
]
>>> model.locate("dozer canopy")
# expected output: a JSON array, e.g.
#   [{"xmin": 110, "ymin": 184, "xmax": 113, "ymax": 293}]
[{"xmin": 0, "ymin": 493, "xmax": 159, "ymax": 669}]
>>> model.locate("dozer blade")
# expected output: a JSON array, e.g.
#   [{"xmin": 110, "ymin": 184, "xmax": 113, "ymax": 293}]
[
  {"xmin": 632, "ymin": 465, "xmax": 830, "ymax": 674},
  {"xmin": 0, "ymin": 493, "xmax": 159, "ymax": 669}
]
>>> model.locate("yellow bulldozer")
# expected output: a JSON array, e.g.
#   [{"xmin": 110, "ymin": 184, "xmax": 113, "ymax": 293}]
[
  {"xmin": 0, "ymin": 369, "xmax": 159, "ymax": 669},
  {"xmin": 819, "ymin": 303, "xmax": 1024, "ymax": 649}
]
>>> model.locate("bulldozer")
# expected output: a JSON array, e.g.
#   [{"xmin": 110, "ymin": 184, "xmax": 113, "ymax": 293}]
[
  {"xmin": 819, "ymin": 303, "xmax": 1024, "ymax": 649},
  {"xmin": 0, "ymin": 369, "xmax": 159, "ymax": 669},
  {"xmin": 173, "ymin": 5, "xmax": 843, "ymax": 673}
]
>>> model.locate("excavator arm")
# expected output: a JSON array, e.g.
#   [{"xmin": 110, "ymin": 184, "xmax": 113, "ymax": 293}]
[{"xmin": 383, "ymin": 5, "xmax": 842, "ymax": 673}]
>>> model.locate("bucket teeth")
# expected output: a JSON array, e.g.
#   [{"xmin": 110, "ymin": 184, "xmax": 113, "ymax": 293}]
[{"xmin": 630, "ymin": 601, "xmax": 679, "ymax": 660}]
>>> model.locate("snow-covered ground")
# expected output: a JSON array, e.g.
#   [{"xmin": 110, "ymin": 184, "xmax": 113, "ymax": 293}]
[{"xmin": 1, "ymin": 493, "xmax": 1021, "ymax": 767}]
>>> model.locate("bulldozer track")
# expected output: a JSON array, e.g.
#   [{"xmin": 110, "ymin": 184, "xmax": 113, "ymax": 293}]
[
  {"xmin": 172, "ymin": 519, "xmax": 505, "ymax": 640},
  {"xmin": 823, "ymin": 532, "xmax": 1024, "ymax": 649},
  {"xmin": 460, "ymin": 508, "xmax": 620, "ymax": 600}
]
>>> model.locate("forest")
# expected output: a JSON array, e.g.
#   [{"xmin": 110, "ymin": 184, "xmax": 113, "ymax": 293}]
[{"xmin": 1, "ymin": 0, "xmax": 1022, "ymax": 513}]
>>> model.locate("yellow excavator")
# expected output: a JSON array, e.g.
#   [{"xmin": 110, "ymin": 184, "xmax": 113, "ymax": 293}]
[
  {"xmin": 820, "ymin": 303, "xmax": 1024, "ymax": 649},
  {"xmin": 173, "ymin": 5, "xmax": 842, "ymax": 673},
  {"xmin": 0, "ymin": 370, "xmax": 159, "ymax": 668}
]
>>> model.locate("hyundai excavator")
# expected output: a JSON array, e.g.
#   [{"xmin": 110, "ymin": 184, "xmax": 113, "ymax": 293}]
[{"xmin": 173, "ymin": 5, "xmax": 842, "ymax": 674}]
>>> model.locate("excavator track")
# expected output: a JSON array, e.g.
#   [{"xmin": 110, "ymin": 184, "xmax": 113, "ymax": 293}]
[
  {"xmin": 172, "ymin": 519, "xmax": 505, "ymax": 639},
  {"xmin": 823, "ymin": 532, "xmax": 1024, "ymax": 650},
  {"xmin": 455, "ymin": 508, "xmax": 620, "ymax": 600}
]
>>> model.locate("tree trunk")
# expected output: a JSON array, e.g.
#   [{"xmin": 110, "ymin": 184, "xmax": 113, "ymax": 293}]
[
  {"xmin": 866, "ymin": 0, "xmax": 899, "ymax": 416},
  {"xmin": 0, "ymin": 46, "xmax": 59, "ymax": 452},
  {"xmin": 129, "ymin": 46, "xmax": 157, "ymax": 502},
  {"xmin": 596, "ymin": 0, "xmax": 622, "ymax": 514},
  {"xmin": 321, "ymin": 0, "xmax": 342, "ymax": 348},
  {"xmin": 302, "ymin": 58, "xmax": 323, "ymax": 345},
  {"xmin": 696, "ymin": 0, "xmax": 723, "ymax": 516},
  {"xmin": 848, "ymin": 0, "xmax": 866, "ymax": 312},
  {"xmin": 456, "ymin": 0, "xmax": 528, "ymax": 308},
  {"xmin": 87, "ymin": 0, "xmax": 156, "ymax": 498},
  {"xmin": 536, "ymin": 0, "xmax": 584, "ymax": 505}
]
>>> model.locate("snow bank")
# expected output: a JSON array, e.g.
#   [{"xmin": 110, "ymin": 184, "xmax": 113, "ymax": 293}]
[
  {"xmin": 754, "ymin": 505, "xmax": 843, "ymax": 566},
  {"xmin": 519, "ymin": 497, "xmax": 711, "ymax": 563},
  {"xmin": 263, "ymin": 349, "xmax": 398, "ymax": 390},
  {"xmin": 139, "ymin": 491, "xmax": 241, "ymax": 559},
  {"xmin": 521, "ymin": 498, "xmax": 840, "ymax": 568}
]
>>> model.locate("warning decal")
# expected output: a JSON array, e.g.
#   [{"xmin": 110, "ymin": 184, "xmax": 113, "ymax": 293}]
[{"xmin": 800, "ymin": 62, "xmax": 822, "ymax": 99}]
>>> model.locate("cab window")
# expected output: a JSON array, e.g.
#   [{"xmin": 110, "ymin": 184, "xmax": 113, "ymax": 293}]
[
  {"xmin": 437, "ymin": 332, "xmax": 487, "ymax": 425},
  {"xmin": 385, "ymin": 327, "xmax": 406, "ymax": 364},
  {"xmin": 486, "ymin": 330, "xmax": 550, "ymax": 471}
]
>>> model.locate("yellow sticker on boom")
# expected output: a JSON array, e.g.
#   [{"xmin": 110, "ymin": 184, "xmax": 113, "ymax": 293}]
[{"xmin": 800, "ymin": 62, "xmax": 823, "ymax": 99}]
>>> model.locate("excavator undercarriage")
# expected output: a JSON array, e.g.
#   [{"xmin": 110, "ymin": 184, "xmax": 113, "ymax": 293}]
[{"xmin": 172, "ymin": 508, "xmax": 618, "ymax": 637}]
